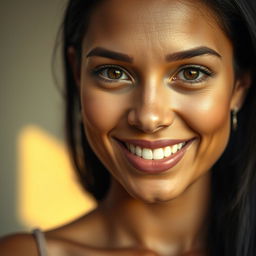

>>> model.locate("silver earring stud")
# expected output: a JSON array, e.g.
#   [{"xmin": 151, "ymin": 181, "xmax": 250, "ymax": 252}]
[{"xmin": 232, "ymin": 108, "xmax": 238, "ymax": 131}]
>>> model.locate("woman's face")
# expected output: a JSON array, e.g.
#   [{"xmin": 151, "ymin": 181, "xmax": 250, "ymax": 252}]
[{"xmin": 76, "ymin": 0, "xmax": 246, "ymax": 202}]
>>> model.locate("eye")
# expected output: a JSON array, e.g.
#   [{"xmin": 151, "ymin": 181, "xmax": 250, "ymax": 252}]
[
  {"xmin": 172, "ymin": 65, "xmax": 213, "ymax": 84},
  {"xmin": 181, "ymin": 68, "xmax": 201, "ymax": 80},
  {"xmin": 93, "ymin": 65, "xmax": 130, "ymax": 82}
]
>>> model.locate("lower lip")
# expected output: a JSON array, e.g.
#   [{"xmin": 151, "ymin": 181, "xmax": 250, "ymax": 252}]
[{"xmin": 117, "ymin": 139, "xmax": 194, "ymax": 174}]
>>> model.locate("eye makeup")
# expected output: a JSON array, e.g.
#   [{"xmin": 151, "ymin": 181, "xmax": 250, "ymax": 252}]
[
  {"xmin": 92, "ymin": 64, "xmax": 132, "ymax": 83},
  {"xmin": 90, "ymin": 62, "xmax": 216, "ymax": 91}
]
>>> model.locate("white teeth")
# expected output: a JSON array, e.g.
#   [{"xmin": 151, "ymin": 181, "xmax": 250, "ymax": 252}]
[
  {"xmin": 130, "ymin": 144, "xmax": 135, "ymax": 154},
  {"xmin": 171, "ymin": 144, "xmax": 178, "ymax": 154},
  {"xmin": 142, "ymin": 148, "xmax": 153, "ymax": 160},
  {"xmin": 153, "ymin": 148, "xmax": 164, "ymax": 160},
  {"xmin": 164, "ymin": 146, "xmax": 172, "ymax": 157},
  {"xmin": 177, "ymin": 143, "xmax": 183, "ymax": 150},
  {"xmin": 126, "ymin": 141, "xmax": 186, "ymax": 160},
  {"xmin": 135, "ymin": 146, "xmax": 142, "ymax": 157}
]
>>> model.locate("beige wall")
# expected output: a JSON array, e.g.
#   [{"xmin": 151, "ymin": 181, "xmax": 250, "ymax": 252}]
[{"xmin": 0, "ymin": 0, "xmax": 95, "ymax": 237}]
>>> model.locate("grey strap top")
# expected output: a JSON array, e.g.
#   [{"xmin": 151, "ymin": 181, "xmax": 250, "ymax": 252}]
[{"xmin": 32, "ymin": 229, "xmax": 48, "ymax": 256}]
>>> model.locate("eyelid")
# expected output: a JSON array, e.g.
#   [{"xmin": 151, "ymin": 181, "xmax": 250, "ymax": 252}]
[
  {"xmin": 175, "ymin": 64, "xmax": 213, "ymax": 76},
  {"xmin": 92, "ymin": 64, "xmax": 133, "ymax": 82},
  {"xmin": 171, "ymin": 64, "xmax": 215, "ymax": 84}
]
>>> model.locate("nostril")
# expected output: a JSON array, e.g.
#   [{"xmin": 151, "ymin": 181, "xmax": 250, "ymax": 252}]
[
  {"xmin": 143, "ymin": 125, "xmax": 167, "ymax": 134},
  {"xmin": 127, "ymin": 109, "xmax": 137, "ymax": 126},
  {"xmin": 127, "ymin": 105, "xmax": 175, "ymax": 133}
]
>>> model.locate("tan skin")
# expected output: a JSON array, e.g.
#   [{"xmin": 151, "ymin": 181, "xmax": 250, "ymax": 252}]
[{"xmin": 0, "ymin": 0, "xmax": 251, "ymax": 255}]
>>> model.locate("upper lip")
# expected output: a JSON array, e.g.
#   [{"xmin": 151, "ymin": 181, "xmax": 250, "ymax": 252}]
[{"xmin": 116, "ymin": 138, "xmax": 193, "ymax": 149}]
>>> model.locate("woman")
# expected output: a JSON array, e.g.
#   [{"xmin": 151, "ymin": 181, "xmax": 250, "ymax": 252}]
[{"xmin": 1, "ymin": 0, "xmax": 256, "ymax": 255}]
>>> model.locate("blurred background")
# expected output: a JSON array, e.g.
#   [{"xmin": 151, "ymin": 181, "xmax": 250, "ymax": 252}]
[{"xmin": 0, "ymin": 0, "xmax": 96, "ymax": 237}]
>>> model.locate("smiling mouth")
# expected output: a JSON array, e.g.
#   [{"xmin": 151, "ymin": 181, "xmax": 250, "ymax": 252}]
[
  {"xmin": 124, "ymin": 141, "xmax": 186, "ymax": 160},
  {"xmin": 116, "ymin": 138, "xmax": 194, "ymax": 174}
]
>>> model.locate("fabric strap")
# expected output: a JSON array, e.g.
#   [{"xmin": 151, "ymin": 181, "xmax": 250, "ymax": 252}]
[{"xmin": 32, "ymin": 228, "xmax": 48, "ymax": 256}]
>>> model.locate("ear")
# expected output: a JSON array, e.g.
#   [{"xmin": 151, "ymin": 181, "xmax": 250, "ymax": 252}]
[
  {"xmin": 67, "ymin": 46, "xmax": 81, "ymax": 88},
  {"xmin": 230, "ymin": 72, "xmax": 251, "ymax": 111}
]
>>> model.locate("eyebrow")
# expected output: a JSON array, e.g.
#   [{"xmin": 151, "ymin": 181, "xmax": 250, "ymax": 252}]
[
  {"xmin": 86, "ymin": 47, "xmax": 133, "ymax": 63},
  {"xmin": 86, "ymin": 46, "xmax": 222, "ymax": 63},
  {"xmin": 165, "ymin": 46, "xmax": 222, "ymax": 62}
]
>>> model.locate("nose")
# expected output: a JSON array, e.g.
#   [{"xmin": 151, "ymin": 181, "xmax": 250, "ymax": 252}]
[{"xmin": 127, "ymin": 82, "xmax": 175, "ymax": 133}]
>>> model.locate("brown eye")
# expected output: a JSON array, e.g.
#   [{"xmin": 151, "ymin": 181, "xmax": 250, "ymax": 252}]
[
  {"xmin": 183, "ymin": 68, "xmax": 200, "ymax": 80},
  {"xmin": 96, "ymin": 66, "xmax": 130, "ymax": 81},
  {"xmin": 172, "ymin": 65, "xmax": 213, "ymax": 84},
  {"xmin": 107, "ymin": 68, "xmax": 123, "ymax": 79}
]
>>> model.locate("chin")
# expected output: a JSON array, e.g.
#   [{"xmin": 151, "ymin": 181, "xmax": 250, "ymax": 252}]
[
  {"xmin": 128, "ymin": 184, "xmax": 184, "ymax": 204},
  {"xmin": 137, "ymin": 193, "xmax": 181, "ymax": 204}
]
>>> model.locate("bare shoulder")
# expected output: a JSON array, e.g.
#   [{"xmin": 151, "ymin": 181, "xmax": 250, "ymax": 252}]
[
  {"xmin": 0, "ymin": 209, "xmax": 104, "ymax": 256},
  {"xmin": 0, "ymin": 233, "xmax": 38, "ymax": 256},
  {"xmin": 46, "ymin": 208, "xmax": 107, "ymax": 247}
]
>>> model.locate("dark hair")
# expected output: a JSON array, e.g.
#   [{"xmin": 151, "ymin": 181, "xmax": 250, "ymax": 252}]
[
  {"xmin": 63, "ymin": 0, "xmax": 110, "ymax": 201},
  {"xmin": 62, "ymin": 0, "xmax": 256, "ymax": 255}
]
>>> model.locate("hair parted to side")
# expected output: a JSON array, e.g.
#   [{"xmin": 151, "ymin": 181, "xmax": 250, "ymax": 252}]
[
  {"xmin": 62, "ymin": 0, "xmax": 256, "ymax": 255},
  {"xmin": 63, "ymin": 0, "xmax": 110, "ymax": 202}
]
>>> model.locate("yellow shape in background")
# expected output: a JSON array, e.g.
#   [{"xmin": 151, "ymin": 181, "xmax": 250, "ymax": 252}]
[{"xmin": 18, "ymin": 125, "xmax": 96, "ymax": 230}]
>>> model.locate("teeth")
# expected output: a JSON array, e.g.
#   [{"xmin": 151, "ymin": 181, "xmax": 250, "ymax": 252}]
[
  {"xmin": 130, "ymin": 144, "xmax": 135, "ymax": 154},
  {"xmin": 126, "ymin": 142, "xmax": 186, "ymax": 160},
  {"xmin": 142, "ymin": 148, "xmax": 153, "ymax": 160},
  {"xmin": 153, "ymin": 148, "xmax": 164, "ymax": 160},
  {"xmin": 164, "ymin": 146, "xmax": 172, "ymax": 157},
  {"xmin": 135, "ymin": 146, "xmax": 142, "ymax": 157},
  {"xmin": 172, "ymin": 144, "xmax": 178, "ymax": 154}
]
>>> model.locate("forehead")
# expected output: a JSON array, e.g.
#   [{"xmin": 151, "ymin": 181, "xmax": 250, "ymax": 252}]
[{"xmin": 83, "ymin": 0, "xmax": 231, "ymax": 60}]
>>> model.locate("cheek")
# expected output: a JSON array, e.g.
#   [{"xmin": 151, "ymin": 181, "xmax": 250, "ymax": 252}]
[
  {"xmin": 183, "ymin": 63, "xmax": 235, "ymax": 134},
  {"xmin": 175, "ymin": 83, "xmax": 233, "ymax": 175},
  {"xmin": 186, "ymin": 93, "xmax": 230, "ymax": 134},
  {"xmin": 177, "ymin": 83, "xmax": 233, "ymax": 135},
  {"xmin": 189, "ymin": 92, "xmax": 231, "ymax": 160},
  {"xmin": 81, "ymin": 87, "xmax": 127, "ymax": 133}
]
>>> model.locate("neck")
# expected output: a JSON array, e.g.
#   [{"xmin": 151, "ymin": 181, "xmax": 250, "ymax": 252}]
[{"xmin": 100, "ymin": 172, "xmax": 211, "ymax": 256}]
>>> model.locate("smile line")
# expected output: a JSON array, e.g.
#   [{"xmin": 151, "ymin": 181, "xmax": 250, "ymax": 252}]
[{"xmin": 116, "ymin": 138, "xmax": 195, "ymax": 173}]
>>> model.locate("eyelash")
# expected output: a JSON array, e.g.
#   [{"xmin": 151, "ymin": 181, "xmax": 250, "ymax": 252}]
[
  {"xmin": 92, "ymin": 65, "xmax": 132, "ymax": 83},
  {"xmin": 171, "ymin": 65, "xmax": 214, "ymax": 85},
  {"xmin": 92, "ymin": 64, "xmax": 214, "ymax": 86}
]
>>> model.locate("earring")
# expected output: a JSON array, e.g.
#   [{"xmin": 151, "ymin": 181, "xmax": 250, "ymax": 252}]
[{"xmin": 232, "ymin": 108, "xmax": 238, "ymax": 131}]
